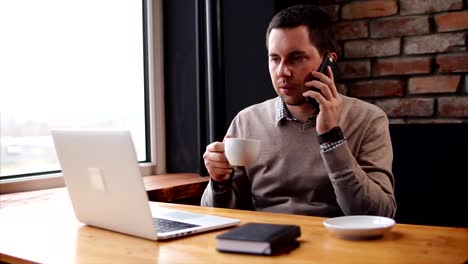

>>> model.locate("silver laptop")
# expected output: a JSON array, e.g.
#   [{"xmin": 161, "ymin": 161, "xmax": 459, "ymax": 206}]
[{"xmin": 51, "ymin": 129, "xmax": 240, "ymax": 240}]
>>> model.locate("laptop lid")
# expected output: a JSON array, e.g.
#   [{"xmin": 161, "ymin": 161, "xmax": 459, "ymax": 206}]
[{"xmin": 51, "ymin": 129, "xmax": 239, "ymax": 241}]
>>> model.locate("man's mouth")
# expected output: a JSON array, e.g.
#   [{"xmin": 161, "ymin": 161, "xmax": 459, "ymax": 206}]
[
  {"xmin": 278, "ymin": 80, "xmax": 294, "ymax": 89},
  {"xmin": 279, "ymin": 85, "xmax": 295, "ymax": 95},
  {"xmin": 277, "ymin": 79, "xmax": 302, "ymax": 95}
]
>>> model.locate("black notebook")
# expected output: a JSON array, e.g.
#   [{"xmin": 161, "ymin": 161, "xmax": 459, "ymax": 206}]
[{"xmin": 216, "ymin": 222, "xmax": 301, "ymax": 255}]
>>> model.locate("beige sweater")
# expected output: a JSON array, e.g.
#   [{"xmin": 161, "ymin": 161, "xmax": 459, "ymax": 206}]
[{"xmin": 201, "ymin": 95, "xmax": 396, "ymax": 218}]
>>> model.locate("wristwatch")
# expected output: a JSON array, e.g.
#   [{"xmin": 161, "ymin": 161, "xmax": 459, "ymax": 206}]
[{"xmin": 318, "ymin": 126, "xmax": 344, "ymax": 144}]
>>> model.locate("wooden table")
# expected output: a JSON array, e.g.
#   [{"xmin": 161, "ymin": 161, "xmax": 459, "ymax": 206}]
[{"xmin": 1, "ymin": 188, "xmax": 467, "ymax": 264}]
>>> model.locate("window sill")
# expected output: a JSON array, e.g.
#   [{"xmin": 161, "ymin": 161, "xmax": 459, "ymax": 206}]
[
  {"xmin": 0, "ymin": 173, "xmax": 209, "ymax": 204},
  {"xmin": 0, "ymin": 173, "xmax": 65, "ymax": 195},
  {"xmin": 144, "ymin": 173, "xmax": 209, "ymax": 202},
  {"xmin": 0, "ymin": 162, "xmax": 159, "ymax": 195}
]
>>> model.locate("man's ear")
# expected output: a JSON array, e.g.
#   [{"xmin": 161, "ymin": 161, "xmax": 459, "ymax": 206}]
[{"xmin": 329, "ymin": 52, "xmax": 338, "ymax": 61}]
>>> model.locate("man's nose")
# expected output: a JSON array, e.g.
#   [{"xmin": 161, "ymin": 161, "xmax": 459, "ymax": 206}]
[{"xmin": 277, "ymin": 62, "xmax": 292, "ymax": 77}]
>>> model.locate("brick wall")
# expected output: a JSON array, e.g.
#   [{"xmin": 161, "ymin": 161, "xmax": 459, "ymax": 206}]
[{"xmin": 320, "ymin": 0, "xmax": 468, "ymax": 123}]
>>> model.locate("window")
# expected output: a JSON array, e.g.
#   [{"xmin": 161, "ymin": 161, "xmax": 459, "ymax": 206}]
[{"xmin": 0, "ymin": 0, "xmax": 164, "ymax": 182}]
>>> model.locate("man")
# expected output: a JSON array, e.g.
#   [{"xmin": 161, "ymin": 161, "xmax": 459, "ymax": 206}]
[{"xmin": 201, "ymin": 5, "xmax": 396, "ymax": 218}]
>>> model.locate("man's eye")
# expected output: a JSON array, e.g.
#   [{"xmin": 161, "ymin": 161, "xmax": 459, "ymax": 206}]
[
  {"xmin": 269, "ymin": 57, "xmax": 280, "ymax": 63},
  {"xmin": 292, "ymin": 56, "xmax": 304, "ymax": 61}
]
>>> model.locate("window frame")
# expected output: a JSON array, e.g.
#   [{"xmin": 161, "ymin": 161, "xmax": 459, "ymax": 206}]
[{"xmin": 0, "ymin": 0, "xmax": 166, "ymax": 194}]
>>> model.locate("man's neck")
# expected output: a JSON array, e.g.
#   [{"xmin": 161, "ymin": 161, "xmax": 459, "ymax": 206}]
[{"xmin": 286, "ymin": 103, "xmax": 316, "ymax": 123}]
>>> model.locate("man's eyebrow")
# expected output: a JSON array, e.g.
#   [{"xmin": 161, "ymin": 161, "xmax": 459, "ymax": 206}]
[
  {"xmin": 289, "ymin": 51, "xmax": 307, "ymax": 56},
  {"xmin": 268, "ymin": 51, "xmax": 307, "ymax": 57}
]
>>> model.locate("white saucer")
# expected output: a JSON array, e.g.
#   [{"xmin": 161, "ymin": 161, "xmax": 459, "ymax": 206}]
[{"xmin": 323, "ymin": 215, "xmax": 395, "ymax": 239}]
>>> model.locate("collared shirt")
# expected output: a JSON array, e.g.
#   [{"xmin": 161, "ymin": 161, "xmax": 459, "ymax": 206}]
[{"xmin": 274, "ymin": 97, "xmax": 316, "ymax": 127}]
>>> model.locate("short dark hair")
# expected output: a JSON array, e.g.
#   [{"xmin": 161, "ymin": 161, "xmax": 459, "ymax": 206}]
[{"xmin": 266, "ymin": 5, "xmax": 339, "ymax": 57}]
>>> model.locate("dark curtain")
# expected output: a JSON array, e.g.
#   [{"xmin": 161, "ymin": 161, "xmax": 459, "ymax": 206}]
[{"xmin": 163, "ymin": 0, "xmax": 318, "ymax": 175}]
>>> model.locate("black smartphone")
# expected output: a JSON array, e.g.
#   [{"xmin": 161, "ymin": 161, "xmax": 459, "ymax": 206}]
[{"xmin": 305, "ymin": 54, "xmax": 337, "ymax": 112}]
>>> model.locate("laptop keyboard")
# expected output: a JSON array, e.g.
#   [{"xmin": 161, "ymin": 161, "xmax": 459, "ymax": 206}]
[{"xmin": 153, "ymin": 217, "xmax": 200, "ymax": 233}]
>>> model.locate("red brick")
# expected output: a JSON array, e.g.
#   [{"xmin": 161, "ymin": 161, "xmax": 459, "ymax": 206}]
[
  {"xmin": 438, "ymin": 97, "xmax": 468, "ymax": 117},
  {"xmin": 335, "ymin": 21, "xmax": 368, "ymax": 41},
  {"xmin": 342, "ymin": 0, "xmax": 397, "ymax": 19},
  {"xmin": 370, "ymin": 16, "xmax": 430, "ymax": 38},
  {"xmin": 404, "ymin": 33, "xmax": 465, "ymax": 54},
  {"xmin": 435, "ymin": 10, "xmax": 468, "ymax": 32},
  {"xmin": 436, "ymin": 53, "xmax": 468, "ymax": 73},
  {"xmin": 400, "ymin": 0, "xmax": 463, "ymax": 15},
  {"xmin": 348, "ymin": 79, "xmax": 404, "ymax": 97},
  {"xmin": 374, "ymin": 57, "xmax": 432, "ymax": 76},
  {"xmin": 321, "ymin": 5, "xmax": 340, "ymax": 21},
  {"xmin": 345, "ymin": 38, "xmax": 400, "ymax": 58},
  {"xmin": 408, "ymin": 76, "xmax": 461, "ymax": 94},
  {"xmin": 376, "ymin": 98, "xmax": 434, "ymax": 117},
  {"xmin": 337, "ymin": 60, "xmax": 371, "ymax": 79}
]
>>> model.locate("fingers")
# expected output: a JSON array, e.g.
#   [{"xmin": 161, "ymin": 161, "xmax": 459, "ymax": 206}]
[
  {"xmin": 304, "ymin": 67, "xmax": 341, "ymax": 133},
  {"xmin": 205, "ymin": 159, "xmax": 233, "ymax": 179},
  {"xmin": 326, "ymin": 66, "xmax": 338, "ymax": 98},
  {"xmin": 203, "ymin": 141, "xmax": 234, "ymax": 181},
  {"xmin": 303, "ymin": 67, "xmax": 341, "ymax": 113},
  {"xmin": 206, "ymin": 140, "xmax": 225, "ymax": 152},
  {"xmin": 305, "ymin": 67, "xmax": 338, "ymax": 100}
]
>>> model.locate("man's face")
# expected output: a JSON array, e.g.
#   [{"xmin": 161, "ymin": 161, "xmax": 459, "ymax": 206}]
[{"xmin": 268, "ymin": 25, "xmax": 322, "ymax": 106}]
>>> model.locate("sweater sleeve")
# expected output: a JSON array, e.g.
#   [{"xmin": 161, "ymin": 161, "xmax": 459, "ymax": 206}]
[
  {"xmin": 321, "ymin": 115, "xmax": 397, "ymax": 218},
  {"xmin": 200, "ymin": 166, "xmax": 254, "ymax": 210},
  {"xmin": 200, "ymin": 179, "xmax": 235, "ymax": 208},
  {"xmin": 201, "ymin": 113, "xmax": 255, "ymax": 210}
]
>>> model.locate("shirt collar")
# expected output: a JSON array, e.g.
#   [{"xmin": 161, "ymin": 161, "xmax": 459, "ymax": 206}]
[
  {"xmin": 274, "ymin": 97, "xmax": 317, "ymax": 126},
  {"xmin": 274, "ymin": 97, "xmax": 294, "ymax": 126}
]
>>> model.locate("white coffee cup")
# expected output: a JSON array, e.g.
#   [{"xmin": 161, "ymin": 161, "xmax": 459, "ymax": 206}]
[{"xmin": 224, "ymin": 138, "xmax": 260, "ymax": 166}]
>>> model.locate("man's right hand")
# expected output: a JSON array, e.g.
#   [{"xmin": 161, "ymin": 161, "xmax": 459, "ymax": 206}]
[{"xmin": 203, "ymin": 140, "xmax": 234, "ymax": 182}]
